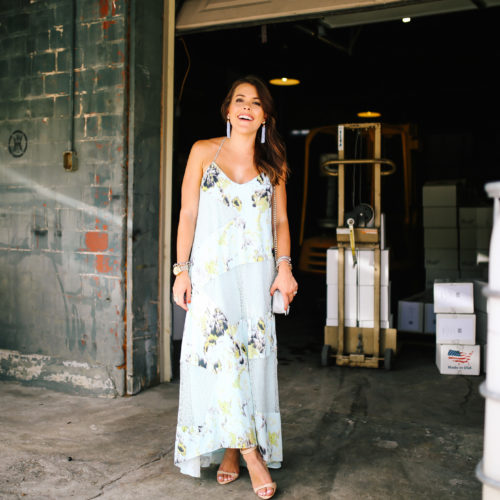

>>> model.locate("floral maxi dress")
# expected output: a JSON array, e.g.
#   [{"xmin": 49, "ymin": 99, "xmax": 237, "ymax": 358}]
[{"xmin": 174, "ymin": 141, "xmax": 283, "ymax": 477}]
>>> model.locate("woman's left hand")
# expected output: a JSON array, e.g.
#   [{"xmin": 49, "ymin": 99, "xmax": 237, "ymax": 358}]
[{"xmin": 270, "ymin": 264, "xmax": 298, "ymax": 311}]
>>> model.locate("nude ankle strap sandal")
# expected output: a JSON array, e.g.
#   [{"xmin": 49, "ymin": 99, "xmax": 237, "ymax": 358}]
[
  {"xmin": 240, "ymin": 447, "xmax": 277, "ymax": 500},
  {"xmin": 216, "ymin": 469, "xmax": 239, "ymax": 485}
]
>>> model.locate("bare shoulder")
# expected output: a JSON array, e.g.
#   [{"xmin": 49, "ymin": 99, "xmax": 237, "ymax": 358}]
[
  {"xmin": 189, "ymin": 137, "xmax": 225, "ymax": 169},
  {"xmin": 191, "ymin": 137, "xmax": 224, "ymax": 155}
]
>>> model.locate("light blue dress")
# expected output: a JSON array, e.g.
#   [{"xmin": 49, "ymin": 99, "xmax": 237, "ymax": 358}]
[{"xmin": 174, "ymin": 139, "xmax": 283, "ymax": 478}]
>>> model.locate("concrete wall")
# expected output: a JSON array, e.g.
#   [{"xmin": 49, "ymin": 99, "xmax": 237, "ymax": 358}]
[{"xmin": 0, "ymin": 0, "xmax": 163, "ymax": 396}]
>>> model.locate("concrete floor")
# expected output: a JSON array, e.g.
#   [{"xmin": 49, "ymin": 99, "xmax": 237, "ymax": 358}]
[{"xmin": 0, "ymin": 314, "xmax": 485, "ymax": 499}]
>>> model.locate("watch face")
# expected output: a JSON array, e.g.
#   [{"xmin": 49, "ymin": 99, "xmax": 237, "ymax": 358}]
[{"xmin": 173, "ymin": 265, "xmax": 180, "ymax": 275}]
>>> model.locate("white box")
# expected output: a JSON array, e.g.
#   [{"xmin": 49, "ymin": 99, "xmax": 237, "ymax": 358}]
[
  {"xmin": 436, "ymin": 314, "xmax": 476, "ymax": 345},
  {"xmin": 327, "ymin": 248, "xmax": 388, "ymax": 286},
  {"xmin": 397, "ymin": 300, "xmax": 424, "ymax": 333},
  {"xmin": 326, "ymin": 248, "xmax": 357, "ymax": 285},
  {"xmin": 423, "ymin": 207, "xmax": 457, "ymax": 227},
  {"xmin": 358, "ymin": 249, "xmax": 389, "ymax": 286},
  {"xmin": 423, "ymin": 183, "xmax": 457, "ymax": 207},
  {"xmin": 358, "ymin": 284, "xmax": 390, "ymax": 326},
  {"xmin": 476, "ymin": 311, "xmax": 488, "ymax": 345},
  {"xmin": 473, "ymin": 280, "xmax": 489, "ymax": 313},
  {"xmin": 359, "ymin": 320, "xmax": 390, "ymax": 329},
  {"xmin": 460, "ymin": 227, "xmax": 491, "ymax": 249},
  {"xmin": 424, "ymin": 303, "xmax": 436, "ymax": 334},
  {"xmin": 459, "ymin": 207, "xmax": 493, "ymax": 228},
  {"xmin": 326, "ymin": 283, "xmax": 357, "ymax": 326},
  {"xmin": 424, "ymin": 228, "xmax": 458, "ymax": 249},
  {"xmin": 326, "ymin": 284, "xmax": 338, "ymax": 320},
  {"xmin": 459, "ymin": 248, "xmax": 488, "ymax": 269},
  {"xmin": 436, "ymin": 344, "xmax": 480, "ymax": 375},
  {"xmin": 424, "ymin": 248, "xmax": 458, "ymax": 269},
  {"xmin": 433, "ymin": 282, "xmax": 474, "ymax": 313},
  {"xmin": 425, "ymin": 268, "xmax": 460, "ymax": 289},
  {"xmin": 326, "ymin": 318, "xmax": 357, "ymax": 327}
]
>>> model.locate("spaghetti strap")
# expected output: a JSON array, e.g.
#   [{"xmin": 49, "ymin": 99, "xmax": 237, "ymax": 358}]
[{"xmin": 213, "ymin": 137, "xmax": 226, "ymax": 162}]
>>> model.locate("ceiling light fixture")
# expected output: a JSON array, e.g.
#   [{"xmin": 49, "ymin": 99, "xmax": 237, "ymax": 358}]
[
  {"xmin": 357, "ymin": 110, "xmax": 381, "ymax": 118},
  {"xmin": 269, "ymin": 77, "xmax": 300, "ymax": 86},
  {"xmin": 402, "ymin": 17, "xmax": 411, "ymax": 23}
]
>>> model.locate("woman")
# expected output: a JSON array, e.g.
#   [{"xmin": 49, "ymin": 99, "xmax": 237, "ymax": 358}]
[{"xmin": 173, "ymin": 75, "xmax": 298, "ymax": 499}]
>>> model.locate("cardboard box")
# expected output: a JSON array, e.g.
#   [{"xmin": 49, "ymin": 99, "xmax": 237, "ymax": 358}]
[
  {"xmin": 358, "ymin": 284, "xmax": 390, "ymax": 326},
  {"xmin": 326, "ymin": 248, "xmax": 357, "ymax": 285},
  {"xmin": 425, "ymin": 268, "xmax": 460, "ymax": 289},
  {"xmin": 434, "ymin": 282, "xmax": 474, "ymax": 313},
  {"xmin": 436, "ymin": 314, "xmax": 475, "ymax": 345},
  {"xmin": 423, "ymin": 183, "xmax": 457, "ymax": 207},
  {"xmin": 327, "ymin": 248, "xmax": 388, "ymax": 286},
  {"xmin": 326, "ymin": 283, "xmax": 357, "ymax": 326},
  {"xmin": 424, "ymin": 228, "xmax": 458, "ymax": 249},
  {"xmin": 398, "ymin": 300, "xmax": 424, "ymax": 333},
  {"xmin": 436, "ymin": 344, "xmax": 480, "ymax": 375},
  {"xmin": 460, "ymin": 227, "xmax": 491, "ymax": 249},
  {"xmin": 424, "ymin": 303, "xmax": 436, "ymax": 334},
  {"xmin": 476, "ymin": 311, "xmax": 488, "ymax": 345},
  {"xmin": 459, "ymin": 248, "xmax": 488, "ymax": 269},
  {"xmin": 473, "ymin": 280, "xmax": 489, "ymax": 313},
  {"xmin": 358, "ymin": 250, "xmax": 389, "ymax": 286},
  {"xmin": 459, "ymin": 207, "xmax": 493, "ymax": 228},
  {"xmin": 326, "ymin": 317, "xmax": 358, "ymax": 327},
  {"xmin": 423, "ymin": 207, "xmax": 457, "ymax": 228},
  {"xmin": 424, "ymin": 248, "xmax": 458, "ymax": 269}
]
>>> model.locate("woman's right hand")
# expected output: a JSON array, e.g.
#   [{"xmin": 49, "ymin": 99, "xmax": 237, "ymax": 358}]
[{"xmin": 173, "ymin": 272, "xmax": 191, "ymax": 312}]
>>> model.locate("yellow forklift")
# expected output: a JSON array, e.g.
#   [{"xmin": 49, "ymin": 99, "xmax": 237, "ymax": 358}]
[{"xmin": 321, "ymin": 122, "xmax": 398, "ymax": 369}]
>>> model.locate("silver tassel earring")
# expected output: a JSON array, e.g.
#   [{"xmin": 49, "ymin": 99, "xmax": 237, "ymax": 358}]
[
  {"xmin": 226, "ymin": 117, "xmax": 231, "ymax": 138},
  {"xmin": 261, "ymin": 122, "xmax": 266, "ymax": 143}
]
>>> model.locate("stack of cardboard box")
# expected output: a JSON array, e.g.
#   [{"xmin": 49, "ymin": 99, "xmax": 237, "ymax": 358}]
[
  {"xmin": 434, "ymin": 281, "xmax": 480, "ymax": 375},
  {"xmin": 423, "ymin": 182, "xmax": 460, "ymax": 289},
  {"xmin": 459, "ymin": 207, "xmax": 491, "ymax": 282},
  {"xmin": 326, "ymin": 248, "xmax": 390, "ymax": 328},
  {"xmin": 397, "ymin": 289, "xmax": 435, "ymax": 334}
]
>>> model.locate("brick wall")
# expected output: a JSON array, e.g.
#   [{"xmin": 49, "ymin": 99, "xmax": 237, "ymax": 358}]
[{"xmin": 0, "ymin": 0, "xmax": 162, "ymax": 396}]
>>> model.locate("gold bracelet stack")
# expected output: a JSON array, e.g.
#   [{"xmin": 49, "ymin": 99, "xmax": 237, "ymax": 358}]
[{"xmin": 173, "ymin": 261, "xmax": 190, "ymax": 276}]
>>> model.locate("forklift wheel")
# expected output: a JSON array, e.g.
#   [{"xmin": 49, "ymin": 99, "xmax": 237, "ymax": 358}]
[
  {"xmin": 321, "ymin": 345, "xmax": 332, "ymax": 367},
  {"xmin": 384, "ymin": 348, "xmax": 393, "ymax": 371}
]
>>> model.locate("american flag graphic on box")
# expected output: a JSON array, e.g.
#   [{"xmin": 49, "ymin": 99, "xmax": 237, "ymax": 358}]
[{"xmin": 447, "ymin": 349, "xmax": 473, "ymax": 364}]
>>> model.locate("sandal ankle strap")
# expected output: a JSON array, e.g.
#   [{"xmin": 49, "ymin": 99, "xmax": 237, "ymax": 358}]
[{"xmin": 240, "ymin": 446, "xmax": 257, "ymax": 456}]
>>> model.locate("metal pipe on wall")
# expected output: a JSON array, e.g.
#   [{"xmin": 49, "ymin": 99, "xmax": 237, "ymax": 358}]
[{"xmin": 476, "ymin": 181, "xmax": 500, "ymax": 498}]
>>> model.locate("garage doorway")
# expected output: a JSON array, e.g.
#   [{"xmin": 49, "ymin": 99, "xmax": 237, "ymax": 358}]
[{"xmin": 165, "ymin": 1, "xmax": 500, "ymax": 376}]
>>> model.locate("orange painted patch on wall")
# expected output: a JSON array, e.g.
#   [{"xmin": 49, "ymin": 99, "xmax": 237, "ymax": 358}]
[
  {"xmin": 99, "ymin": 0, "xmax": 109, "ymax": 17},
  {"xmin": 103, "ymin": 20, "xmax": 116, "ymax": 30},
  {"xmin": 96, "ymin": 255, "xmax": 113, "ymax": 273},
  {"xmin": 85, "ymin": 231, "xmax": 108, "ymax": 252}
]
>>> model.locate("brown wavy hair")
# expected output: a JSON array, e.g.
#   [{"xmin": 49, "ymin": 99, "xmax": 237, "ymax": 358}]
[{"xmin": 220, "ymin": 75, "xmax": 288, "ymax": 185}]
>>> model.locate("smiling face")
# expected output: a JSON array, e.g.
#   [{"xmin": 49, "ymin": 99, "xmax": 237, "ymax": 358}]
[{"xmin": 227, "ymin": 83, "xmax": 266, "ymax": 137}]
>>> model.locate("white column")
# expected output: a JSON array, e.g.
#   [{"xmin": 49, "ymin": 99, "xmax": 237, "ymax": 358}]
[{"xmin": 477, "ymin": 181, "xmax": 500, "ymax": 498}]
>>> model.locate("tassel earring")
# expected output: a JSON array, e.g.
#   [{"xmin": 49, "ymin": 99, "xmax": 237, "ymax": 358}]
[
  {"xmin": 226, "ymin": 116, "xmax": 231, "ymax": 138},
  {"xmin": 261, "ymin": 122, "xmax": 266, "ymax": 143}
]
